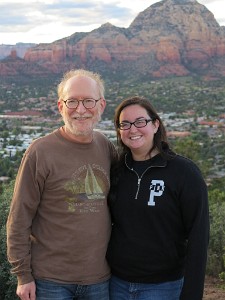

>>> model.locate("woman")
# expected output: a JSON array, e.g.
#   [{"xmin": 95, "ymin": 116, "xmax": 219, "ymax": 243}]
[{"xmin": 107, "ymin": 96, "xmax": 209, "ymax": 300}]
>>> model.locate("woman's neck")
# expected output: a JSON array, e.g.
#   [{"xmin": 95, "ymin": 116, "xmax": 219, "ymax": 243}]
[{"xmin": 131, "ymin": 148, "xmax": 159, "ymax": 161}]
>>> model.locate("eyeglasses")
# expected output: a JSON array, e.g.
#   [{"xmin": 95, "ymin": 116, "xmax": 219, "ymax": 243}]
[
  {"xmin": 63, "ymin": 98, "xmax": 101, "ymax": 109},
  {"xmin": 118, "ymin": 118, "xmax": 153, "ymax": 130}
]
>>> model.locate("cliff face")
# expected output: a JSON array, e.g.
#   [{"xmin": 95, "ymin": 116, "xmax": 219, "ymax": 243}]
[
  {"xmin": 0, "ymin": 43, "xmax": 36, "ymax": 59},
  {"xmin": 1, "ymin": 0, "xmax": 225, "ymax": 78}
]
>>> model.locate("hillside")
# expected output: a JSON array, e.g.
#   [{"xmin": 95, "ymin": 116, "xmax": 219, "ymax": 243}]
[{"xmin": 1, "ymin": 0, "xmax": 225, "ymax": 79}]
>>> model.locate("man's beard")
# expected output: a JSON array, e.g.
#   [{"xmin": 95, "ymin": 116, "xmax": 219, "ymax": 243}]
[{"xmin": 62, "ymin": 109, "xmax": 102, "ymax": 136}]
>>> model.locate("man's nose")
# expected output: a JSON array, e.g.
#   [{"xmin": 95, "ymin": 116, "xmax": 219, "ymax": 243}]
[{"xmin": 76, "ymin": 101, "xmax": 87, "ymax": 113}]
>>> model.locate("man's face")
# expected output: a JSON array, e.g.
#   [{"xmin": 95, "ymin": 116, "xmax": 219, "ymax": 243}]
[{"xmin": 58, "ymin": 76, "xmax": 106, "ymax": 140}]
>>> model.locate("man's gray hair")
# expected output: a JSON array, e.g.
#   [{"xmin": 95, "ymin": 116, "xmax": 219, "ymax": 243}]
[{"xmin": 57, "ymin": 69, "xmax": 105, "ymax": 100}]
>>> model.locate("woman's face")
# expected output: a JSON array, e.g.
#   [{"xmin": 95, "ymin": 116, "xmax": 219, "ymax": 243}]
[{"xmin": 119, "ymin": 104, "xmax": 159, "ymax": 160}]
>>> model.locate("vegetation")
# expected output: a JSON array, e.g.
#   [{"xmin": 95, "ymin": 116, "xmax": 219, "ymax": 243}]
[
  {"xmin": 171, "ymin": 138, "xmax": 225, "ymax": 283},
  {"xmin": 207, "ymin": 181, "xmax": 225, "ymax": 280},
  {"xmin": 0, "ymin": 181, "xmax": 18, "ymax": 300}
]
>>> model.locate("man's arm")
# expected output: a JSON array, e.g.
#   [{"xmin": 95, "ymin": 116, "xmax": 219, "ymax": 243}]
[
  {"xmin": 7, "ymin": 151, "xmax": 42, "ymax": 285},
  {"xmin": 17, "ymin": 281, "xmax": 36, "ymax": 300}
]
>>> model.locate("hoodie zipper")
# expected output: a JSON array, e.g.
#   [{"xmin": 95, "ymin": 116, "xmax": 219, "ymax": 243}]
[
  {"xmin": 125, "ymin": 158, "xmax": 166, "ymax": 200},
  {"xmin": 125, "ymin": 163, "xmax": 152, "ymax": 200},
  {"xmin": 136, "ymin": 178, "xmax": 141, "ymax": 199},
  {"xmin": 134, "ymin": 168, "xmax": 151, "ymax": 199}
]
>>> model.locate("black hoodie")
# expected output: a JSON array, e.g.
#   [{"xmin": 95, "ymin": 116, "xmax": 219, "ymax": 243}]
[{"xmin": 107, "ymin": 151, "xmax": 209, "ymax": 300}]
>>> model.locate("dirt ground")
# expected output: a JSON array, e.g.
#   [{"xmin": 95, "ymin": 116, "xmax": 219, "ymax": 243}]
[{"xmin": 203, "ymin": 276, "xmax": 225, "ymax": 299}]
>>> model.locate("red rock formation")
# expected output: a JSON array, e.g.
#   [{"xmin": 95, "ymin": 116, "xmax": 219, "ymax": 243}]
[
  {"xmin": 1, "ymin": 0, "xmax": 225, "ymax": 78},
  {"xmin": 10, "ymin": 50, "xmax": 17, "ymax": 59}
]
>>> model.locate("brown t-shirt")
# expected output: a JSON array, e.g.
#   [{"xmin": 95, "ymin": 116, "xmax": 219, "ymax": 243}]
[{"xmin": 7, "ymin": 128, "xmax": 116, "ymax": 285}]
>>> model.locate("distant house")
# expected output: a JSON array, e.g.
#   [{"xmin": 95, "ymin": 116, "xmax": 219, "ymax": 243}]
[
  {"xmin": 198, "ymin": 121, "xmax": 222, "ymax": 127},
  {"xmin": 167, "ymin": 131, "xmax": 191, "ymax": 138},
  {"xmin": 6, "ymin": 110, "xmax": 42, "ymax": 117}
]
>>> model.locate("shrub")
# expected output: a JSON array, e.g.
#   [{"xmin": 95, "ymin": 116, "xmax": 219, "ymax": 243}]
[
  {"xmin": 207, "ymin": 188, "xmax": 225, "ymax": 278},
  {"xmin": 0, "ymin": 180, "xmax": 18, "ymax": 299}
]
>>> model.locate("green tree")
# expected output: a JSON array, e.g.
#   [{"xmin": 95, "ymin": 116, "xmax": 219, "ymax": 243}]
[
  {"xmin": 207, "ymin": 187, "xmax": 225, "ymax": 279},
  {"xmin": 0, "ymin": 180, "xmax": 18, "ymax": 299},
  {"xmin": 171, "ymin": 136, "xmax": 211, "ymax": 177},
  {"xmin": 172, "ymin": 136, "xmax": 201, "ymax": 161}
]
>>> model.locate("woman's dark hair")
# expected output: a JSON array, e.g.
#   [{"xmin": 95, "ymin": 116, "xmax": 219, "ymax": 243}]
[{"xmin": 114, "ymin": 96, "xmax": 170, "ymax": 158}]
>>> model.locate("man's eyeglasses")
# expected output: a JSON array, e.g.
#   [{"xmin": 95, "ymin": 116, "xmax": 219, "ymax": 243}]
[
  {"xmin": 118, "ymin": 118, "xmax": 153, "ymax": 130},
  {"xmin": 63, "ymin": 98, "xmax": 101, "ymax": 109}
]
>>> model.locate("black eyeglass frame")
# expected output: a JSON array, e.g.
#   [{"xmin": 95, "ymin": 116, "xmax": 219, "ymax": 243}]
[
  {"xmin": 118, "ymin": 118, "xmax": 153, "ymax": 130},
  {"xmin": 63, "ymin": 98, "xmax": 101, "ymax": 109}
]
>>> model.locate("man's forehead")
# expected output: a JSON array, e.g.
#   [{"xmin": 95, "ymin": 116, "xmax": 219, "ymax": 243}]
[
  {"xmin": 66, "ymin": 75, "xmax": 96, "ymax": 89},
  {"xmin": 63, "ymin": 76, "xmax": 99, "ymax": 99}
]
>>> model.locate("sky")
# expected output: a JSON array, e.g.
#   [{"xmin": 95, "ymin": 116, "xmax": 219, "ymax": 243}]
[{"xmin": 0, "ymin": 0, "xmax": 225, "ymax": 45}]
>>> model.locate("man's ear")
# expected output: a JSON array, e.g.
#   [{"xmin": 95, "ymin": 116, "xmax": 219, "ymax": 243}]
[
  {"xmin": 58, "ymin": 99, "xmax": 63, "ymax": 114},
  {"xmin": 100, "ymin": 98, "xmax": 106, "ymax": 114}
]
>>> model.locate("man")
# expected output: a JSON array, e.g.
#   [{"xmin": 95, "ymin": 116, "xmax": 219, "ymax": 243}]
[{"xmin": 7, "ymin": 69, "xmax": 116, "ymax": 300}]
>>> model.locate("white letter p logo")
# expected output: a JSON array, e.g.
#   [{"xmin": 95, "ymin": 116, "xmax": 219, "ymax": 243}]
[{"xmin": 148, "ymin": 180, "xmax": 165, "ymax": 206}]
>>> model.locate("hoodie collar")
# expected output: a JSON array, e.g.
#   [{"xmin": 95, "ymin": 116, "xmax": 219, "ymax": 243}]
[{"xmin": 125, "ymin": 151, "xmax": 167, "ymax": 170}]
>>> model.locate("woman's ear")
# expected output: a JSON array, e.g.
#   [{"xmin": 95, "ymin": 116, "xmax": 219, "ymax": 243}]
[{"xmin": 153, "ymin": 119, "xmax": 160, "ymax": 133}]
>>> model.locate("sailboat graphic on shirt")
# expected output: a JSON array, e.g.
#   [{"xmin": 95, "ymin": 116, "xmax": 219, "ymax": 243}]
[{"xmin": 85, "ymin": 164, "xmax": 105, "ymax": 200}]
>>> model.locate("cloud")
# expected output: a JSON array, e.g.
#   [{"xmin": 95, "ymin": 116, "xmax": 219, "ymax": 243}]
[
  {"xmin": 0, "ymin": 0, "xmax": 225, "ymax": 44},
  {"xmin": 0, "ymin": 0, "xmax": 133, "ymax": 34},
  {"xmin": 198, "ymin": 0, "xmax": 225, "ymax": 26},
  {"xmin": 0, "ymin": 2, "xmax": 47, "ymax": 33},
  {"xmin": 199, "ymin": 0, "xmax": 219, "ymax": 3},
  {"xmin": 43, "ymin": 0, "xmax": 133, "ymax": 27}
]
